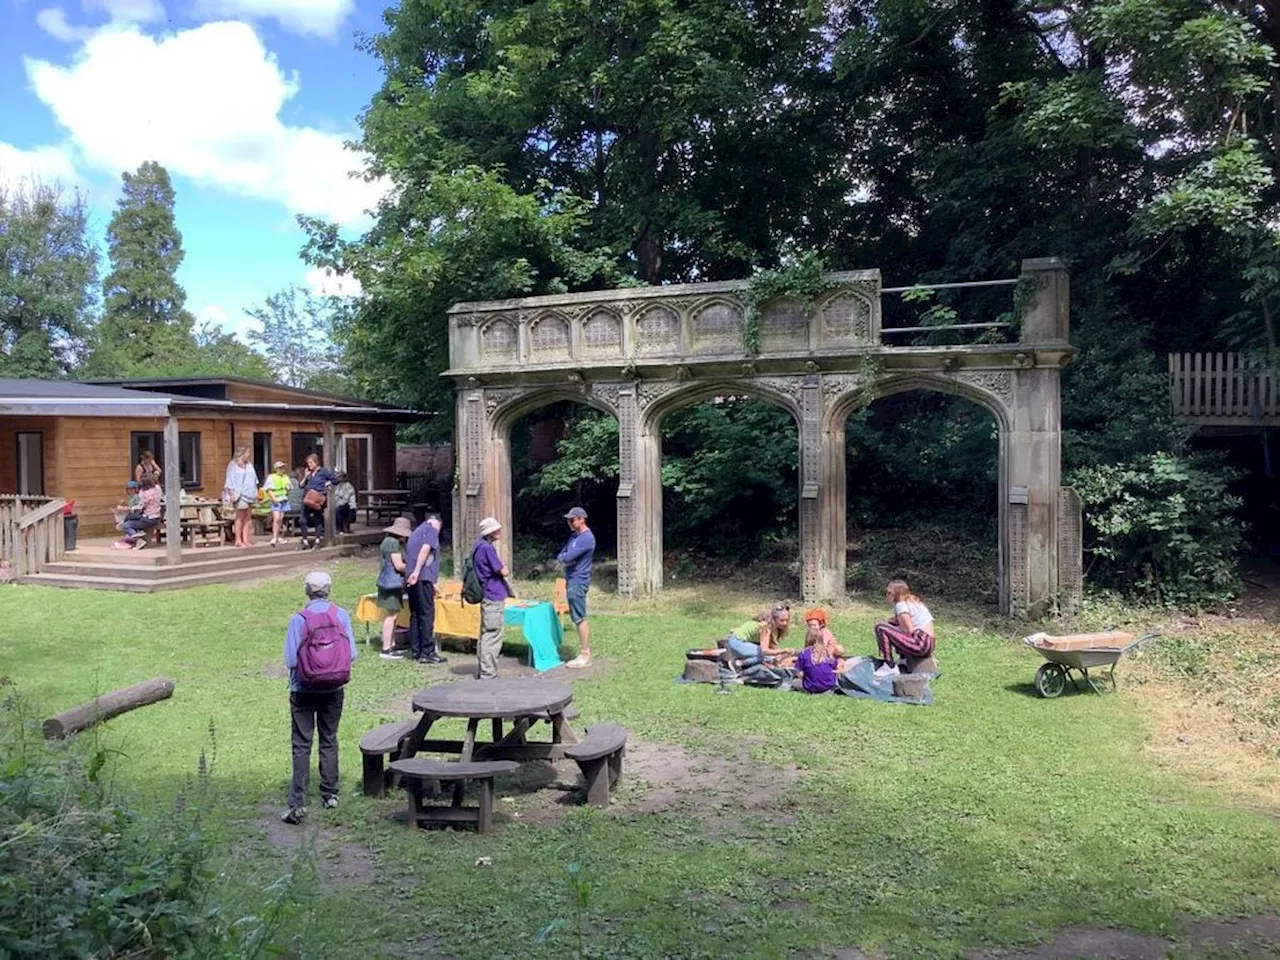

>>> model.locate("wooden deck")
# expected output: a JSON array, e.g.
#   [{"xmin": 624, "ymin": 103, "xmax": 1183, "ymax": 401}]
[{"xmin": 22, "ymin": 528, "xmax": 383, "ymax": 592}]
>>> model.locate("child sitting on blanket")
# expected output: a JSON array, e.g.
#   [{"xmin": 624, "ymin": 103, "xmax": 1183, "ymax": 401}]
[
  {"xmin": 793, "ymin": 626, "xmax": 841, "ymax": 694},
  {"xmin": 803, "ymin": 607, "xmax": 845, "ymax": 660}
]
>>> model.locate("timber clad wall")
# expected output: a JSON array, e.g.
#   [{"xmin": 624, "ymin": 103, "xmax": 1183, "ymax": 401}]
[{"xmin": 0, "ymin": 413, "xmax": 399, "ymax": 536}]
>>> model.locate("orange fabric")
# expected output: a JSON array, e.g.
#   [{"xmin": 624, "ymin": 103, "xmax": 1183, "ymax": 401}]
[{"xmin": 803, "ymin": 607, "xmax": 828, "ymax": 626}]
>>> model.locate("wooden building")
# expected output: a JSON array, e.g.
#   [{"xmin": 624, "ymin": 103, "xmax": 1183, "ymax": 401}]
[{"xmin": 0, "ymin": 377, "xmax": 420, "ymax": 538}]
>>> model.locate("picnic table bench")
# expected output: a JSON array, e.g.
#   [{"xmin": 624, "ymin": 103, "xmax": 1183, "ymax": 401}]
[
  {"xmin": 565, "ymin": 724, "xmax": 628, "ymax": 807},
  {"xmin": 391, "ymin": 758, "xmax": 518, "ymax": 833},
  {"xmin": 360, "ymin": 489, "xmax": 411, "ymax": 526}
]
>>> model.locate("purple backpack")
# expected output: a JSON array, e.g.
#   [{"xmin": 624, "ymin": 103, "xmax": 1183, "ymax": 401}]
[{"xmin": 295, "ymin": 604, "xmax": 351, "ymax": 689}]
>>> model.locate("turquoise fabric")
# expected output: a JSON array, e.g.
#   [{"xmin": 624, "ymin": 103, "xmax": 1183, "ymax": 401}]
[{"xmin": 504, "ymin": 602, "xmax": 564, "ymax": 671}]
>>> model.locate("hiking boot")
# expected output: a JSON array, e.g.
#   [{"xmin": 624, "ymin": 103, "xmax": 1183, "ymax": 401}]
[
  {"xmin": 322, "ymin": 795, "xmax": 339, "ymax": 810},
  {"xmin": 281, "ymin": 806, "xmax": 307, "ymax": 825},
  {"xmin": 420, "ymin": 654, "xmax": 448, "ymax": 665},
  {"xmin": 379, "ymin": 649, "xmax": 405, "ymax": 660}
]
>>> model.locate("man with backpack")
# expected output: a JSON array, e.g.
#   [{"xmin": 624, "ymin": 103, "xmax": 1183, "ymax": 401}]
[
  {"xmin": 282, "ymin": 570, "xmax": 358, "ymax": 825},
  {"xmin": 467, "ymin": 516, "xmax": 513, "ymax": 680}
]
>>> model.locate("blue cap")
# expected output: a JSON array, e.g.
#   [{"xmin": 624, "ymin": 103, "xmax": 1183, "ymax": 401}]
[
  {"xmin": 126, "ymin": 481, "xmax": 139, "ymax": 489},
  {"xmin": 563, "ymin": 506, "xmax": 587, "ymax": 519}
]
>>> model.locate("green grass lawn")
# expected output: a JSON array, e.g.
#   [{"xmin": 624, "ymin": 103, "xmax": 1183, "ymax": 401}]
[{"xmin": 2, "ymin": 564, "xmax": 1278, "ymax": 959}]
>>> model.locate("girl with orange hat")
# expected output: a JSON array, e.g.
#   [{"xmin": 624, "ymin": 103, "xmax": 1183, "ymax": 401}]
[{"xmin": 803, "ymin": 607, "xmax": 844, "ymax": 660}]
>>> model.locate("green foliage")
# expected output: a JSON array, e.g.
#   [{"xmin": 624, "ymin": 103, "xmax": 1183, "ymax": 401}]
[
  {"xmin": 90, "ymin": 162, "xmax": 196, "ymax": 375},
  {"xmin": 741, "ymin": 249, "xmax": 832, "ymax": 355},
  {"xmin": 0, "ymin": 179, "xmax": 98, "ymax": 378},
  {"xmin": 0, "ymin": 697, "xmax": 295, "ymax": 958},
  {"xmin": 247, "ymin": 285, "xmax": 349, "ymax": 391},
  {"xmin": 1068, "ymin": 452, "xmax": 1244, "ymax": 606}
]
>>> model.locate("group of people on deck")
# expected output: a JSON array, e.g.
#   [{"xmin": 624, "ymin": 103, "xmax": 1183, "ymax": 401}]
[
  {"xmin": 724, "ymin": 579, "xmax": 936, "ymax": 693},
  {"xmin": 111, "ymin": 448, "xmax": 358, "ymax": 550}
]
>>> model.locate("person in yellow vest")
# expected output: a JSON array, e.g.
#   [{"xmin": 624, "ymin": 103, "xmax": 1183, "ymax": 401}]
[{"xmin": 264, "ymin": 461, "xmax": 294, "ymax": 546}]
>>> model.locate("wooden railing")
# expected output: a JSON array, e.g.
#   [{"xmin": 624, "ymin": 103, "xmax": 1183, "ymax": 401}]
[
  {"xmin": 1169, "ymin": 352, "xmax": 1280, "ymax": 421},
  {"xmin": 0, "ymin": 495, "xmax": 66, "ymax": 577}
]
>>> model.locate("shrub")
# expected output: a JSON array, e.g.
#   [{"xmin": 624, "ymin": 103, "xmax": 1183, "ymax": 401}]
[
  {"xmin": 1068, "ymin": 452, "xmax": 1243, "ymax": 607},
  {"xmin": 0, "ymin": 694, "xmax": 294, "ymax": 959}
]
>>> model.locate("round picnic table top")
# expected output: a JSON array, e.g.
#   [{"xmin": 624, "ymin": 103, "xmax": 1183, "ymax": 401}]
[{"xmin": 411, "ymin": 678, "xmax": 572, "ymax": 720}]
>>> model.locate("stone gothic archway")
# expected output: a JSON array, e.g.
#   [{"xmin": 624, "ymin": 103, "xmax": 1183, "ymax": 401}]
[{"xmin": 447, "ymin": 258, "xmax": 1078, "ymax": 615}]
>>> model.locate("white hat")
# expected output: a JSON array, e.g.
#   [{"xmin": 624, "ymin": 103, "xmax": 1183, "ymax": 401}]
[
  {"xmin": 478, "ymin": 517, "xmax": 502, "ymax": 537},
  {"xmin": 303, "ymin": 570, "xmax": 332, "ymax": 596}
]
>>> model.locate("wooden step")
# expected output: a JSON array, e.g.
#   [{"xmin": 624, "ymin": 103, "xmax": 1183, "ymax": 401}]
[{"xmin": 21, "ymin": 541, "xmax": 375, "ymax": 593}]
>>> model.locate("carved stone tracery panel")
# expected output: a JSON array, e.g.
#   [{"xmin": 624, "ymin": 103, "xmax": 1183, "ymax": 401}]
[
  {"xmin": 691, "ymin": 300, "xmax": 743, "ymax": 355},
  {"xmin": 530, "ymin": 313, "xmax": 571, "ymax": 358},
  {"xmin": 582, "ymin": 310, "xmax": 622, "ymax": 357},
  {"xmin": 820, "ymin": 293, "xmax": 873, "ymax": 343},
  {"xmin": 635, "ymin": 305, "xmax": 679, "ymax": 356},
  {"xmin": 480, "ymin": 318, "xmax": 518, "ymax": 360}
]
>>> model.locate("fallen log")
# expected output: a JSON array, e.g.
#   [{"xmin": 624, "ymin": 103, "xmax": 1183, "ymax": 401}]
[{"xmin": 43, "ymin": 677, "xmax": 175, "ymax": 739}]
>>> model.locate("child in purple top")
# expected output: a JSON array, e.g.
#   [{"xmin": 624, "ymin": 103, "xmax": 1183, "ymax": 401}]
[{"xmin": 794, "ymin": 626, "xmax": 841, "ymax": 694}]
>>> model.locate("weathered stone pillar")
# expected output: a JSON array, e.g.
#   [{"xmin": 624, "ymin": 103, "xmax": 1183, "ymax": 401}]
[
  {"xmin": 798, "ymin": 375, "xmax": 822, "ymax": 603},
  {"xmin": 615, "ymin": 384, "xmax": 638, "ymax": 595},
  {"xmin": 454, "ymin": 388, "xmax": 486, "ymax": 573},
  {"xmin": 634, "ymin": 411, "xmax": 663, "ymax": 595},
  {"xmin": 818, "ymin": 413, "xmax": 847, "ymax": 601},
  {"xmin": 1010, "ymin": 257, "xmax": 1069, "ymax": 614}
]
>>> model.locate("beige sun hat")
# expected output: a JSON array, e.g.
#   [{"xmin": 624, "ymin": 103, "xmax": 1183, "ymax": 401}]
[
  {"xmin": 478, "ymin": 516, "xmax": 502, "ymax": 537},
  {"xmin": 383, "ymin": 516, "xmax": 414, "ymax": 538}
]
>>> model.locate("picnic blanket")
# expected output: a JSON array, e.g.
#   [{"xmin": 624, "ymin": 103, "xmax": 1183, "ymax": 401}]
[{"xmin": 836, "ymin": 657, "xmax": 933, "ymax": 705}]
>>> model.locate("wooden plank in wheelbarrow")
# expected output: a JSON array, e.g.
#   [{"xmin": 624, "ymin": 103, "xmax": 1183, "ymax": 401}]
[{"xmin": 1037, "ymin": 632, "xmax": 1133, "ymax": 651}]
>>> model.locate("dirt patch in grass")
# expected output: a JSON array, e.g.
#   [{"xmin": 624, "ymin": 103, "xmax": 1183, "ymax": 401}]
[
  {"xmin": 261, "ymin": 660, "xmax": 288, "ymax": 680},
  {"xmin": 249, "ymin": 804, "xmax": 376, "ymax": 891},
  {"xmin": 623, "ymin": 738, "xmax": 800, "ymax": 824},
  {"xmin": 381, "ymin": 933, "xmax": 456, "ymax": 959},
  {"xmin": 968, "ymin": 914, "xmax": 1280, "ymax": 959},
  {"xmin": 970, "ymin": 927, "xmax": 1172, "ymax": 959}
]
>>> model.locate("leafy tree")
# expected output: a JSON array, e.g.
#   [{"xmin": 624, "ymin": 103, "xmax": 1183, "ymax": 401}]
[
  {"xmin": 0, "ymin": 179, "xmax": 98, "ymax": 378},
  {"xmin": 246, "ymin": 285, "xmax": 347, "ymax": 390},
  {"xmin": 89, "ymin": 161, "xmax": 196, "ymax": 374}
]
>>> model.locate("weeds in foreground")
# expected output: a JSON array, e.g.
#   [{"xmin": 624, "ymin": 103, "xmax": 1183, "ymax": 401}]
[{"xmin": 0, "ymin": 694, "xmax": 306, "ymax": 959}]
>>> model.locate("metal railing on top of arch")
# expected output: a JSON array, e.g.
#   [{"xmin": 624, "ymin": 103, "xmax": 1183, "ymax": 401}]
[{"xmin": 878, "ymin": 276, "xmax": 1022, "ymax": 347}]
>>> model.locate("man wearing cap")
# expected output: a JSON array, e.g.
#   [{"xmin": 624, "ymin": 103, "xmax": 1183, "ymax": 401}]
[
  {"xmin": 282, "ymin": 571, "xmax": 358, "ymax": 824},
  {"xmin": 405, "ymin": 514, "xmax": 447, "ymax": 664},
  {"xmin": 472, "ymin": 516, "xmax": 513, "ymax": 679},
  {"xmin": 558, "ymin": 507, "xmax": 596, "ymax": 668},
  {"xmin": 264, "ymin": 461, "xmax": 293, "ymax": 546}
]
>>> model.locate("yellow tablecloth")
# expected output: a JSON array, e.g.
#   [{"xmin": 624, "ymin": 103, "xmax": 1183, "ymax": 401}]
[{"xmin": 353, "ymin": 578, "xmax": 566, "ymax": 643}]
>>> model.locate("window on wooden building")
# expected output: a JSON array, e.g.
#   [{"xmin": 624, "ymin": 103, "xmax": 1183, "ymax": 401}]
[
  {"xmin": 291, "ymin": 432, "xmax": 323, "ymax": 468},
  {"xmin": 130, "ymin": 431, "xmax": 202, "ymax": 488}
]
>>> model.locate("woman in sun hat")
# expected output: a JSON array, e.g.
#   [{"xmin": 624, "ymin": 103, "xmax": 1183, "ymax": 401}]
[
  {"xmin": 376, "ymin": 516, "xmax": 413, "ymax": 660},
  {"xmin": 472, "ymin": 516, "xmax": 513, "ymax": 680}
]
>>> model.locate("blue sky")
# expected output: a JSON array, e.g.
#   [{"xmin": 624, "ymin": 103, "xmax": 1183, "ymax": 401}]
[{"xmin": 0, "ymin": 0, "xmax": 390, "ymax": 339}]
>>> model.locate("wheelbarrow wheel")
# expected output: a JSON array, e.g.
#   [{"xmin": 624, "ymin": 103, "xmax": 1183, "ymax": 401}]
[{"xmin": 1035, "ymin": 663, "xmax": 1067, "ymax": 699}]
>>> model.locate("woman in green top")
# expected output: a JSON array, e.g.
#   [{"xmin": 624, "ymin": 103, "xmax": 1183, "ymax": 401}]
[
  {"xmin": 377, "ymin": 517, "xmax": 413, "ymax": 660},
  {"xmin": 264, "ymin": 461, "xmax": 293, "ymax": 546},
  {"xmin": 725, "ymin": 602, "xmax": 793, "ymax": 666}
]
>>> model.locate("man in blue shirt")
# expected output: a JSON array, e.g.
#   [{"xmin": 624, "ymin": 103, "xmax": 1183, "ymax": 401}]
[
  {"xmin": 405, "ymin": 514, "xmax": 446, "ymax": 664},
  {"xmin": 282, "ymin": 570, "xmax": 357, "ymax": 824},
  {"xmin": 472, "ymin": 516, "xmax": 513, "ymax": 679},
  {"xmin": 558, "ymin": 506, "xmax": 596, "ymax": 668}
]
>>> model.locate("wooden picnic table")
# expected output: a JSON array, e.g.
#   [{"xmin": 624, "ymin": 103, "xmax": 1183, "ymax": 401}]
[
  {"xmin": 401, "ymin": 678, "xmax": 578, "ymax": 764},
  {"xmin": 361, "ymin": 489, "xmax": 411, "ymax": 526}
]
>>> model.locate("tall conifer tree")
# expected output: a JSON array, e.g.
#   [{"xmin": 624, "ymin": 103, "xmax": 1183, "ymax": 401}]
[{"xmin": 92, "ymin": 161, "xmax": 195, "ymax": 372}]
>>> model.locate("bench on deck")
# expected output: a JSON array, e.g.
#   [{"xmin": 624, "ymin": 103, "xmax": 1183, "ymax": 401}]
[
  {"xmin": 390, "ymin": 758, "xmax": 519, "ymax": 833},
  {"xmin": 359, "ymin": 719, "xmax": 419, "ymax": 797},
  {"xmin": 564, "ymin": 723, "xmax": 628, "ymax": 807}
]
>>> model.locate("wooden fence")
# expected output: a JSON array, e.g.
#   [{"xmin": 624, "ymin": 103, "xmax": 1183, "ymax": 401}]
[
  {"xmin": 0, "ymin": 495, "xmax": 67, "ymax": 577},
  {"xmin": 1169, "ymin": 352, "xmax": 1280, "ymax": 421}
]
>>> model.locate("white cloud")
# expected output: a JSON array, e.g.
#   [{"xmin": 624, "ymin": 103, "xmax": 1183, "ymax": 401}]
[
  {"xmin": 305, "ymin": 266, "xmax": 362, "ymax": 298},
  {"xmin": 83, "ymin": 0, "xmax": 165, "ymax": 22},
  {"xmin": 36, "ymin": 8, "xmax": 94, "ymax": 42},
  {"xmin": 199, "ymin": 304, "xmax": 229, "ymax": 325},
  {"xmin": 192, "ymin": 0, "xmax": 354, "ymax": 38},
  {"xmin": 0, "ymin": 142, "xmax": 83, "ymax": 192},
  {"xmin": 26, "ymin": 22, "xmax": 388, "ymax": 228}
]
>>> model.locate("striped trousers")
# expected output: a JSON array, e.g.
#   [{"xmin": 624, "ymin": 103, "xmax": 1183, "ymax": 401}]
[{"xmin": 874, "ymin": 622, "xmax": 935, "ymax": 664}]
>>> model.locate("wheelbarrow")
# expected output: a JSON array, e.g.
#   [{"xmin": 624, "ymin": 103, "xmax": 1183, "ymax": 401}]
[{"xmin": 1023, "ymin": 631, "xmax": 1159, "ymax": 698}]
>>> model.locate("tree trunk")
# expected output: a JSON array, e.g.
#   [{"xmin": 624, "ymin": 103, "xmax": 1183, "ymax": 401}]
[{"xmin": 43, "ymin": 677, "xmax": 175, "ymax": 739}]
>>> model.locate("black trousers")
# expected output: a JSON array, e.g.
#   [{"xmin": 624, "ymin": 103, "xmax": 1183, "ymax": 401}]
[
  {"xmin": 300, "ymin": 506, "xmax": 324, "ymax": 540},
  {"xmin": 407, "ymin": 580, "xmax": 437, "ymax": 659},
  {"xmin": 288, "ymin": 688, "xmax": 344, "ymax": 807}
]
